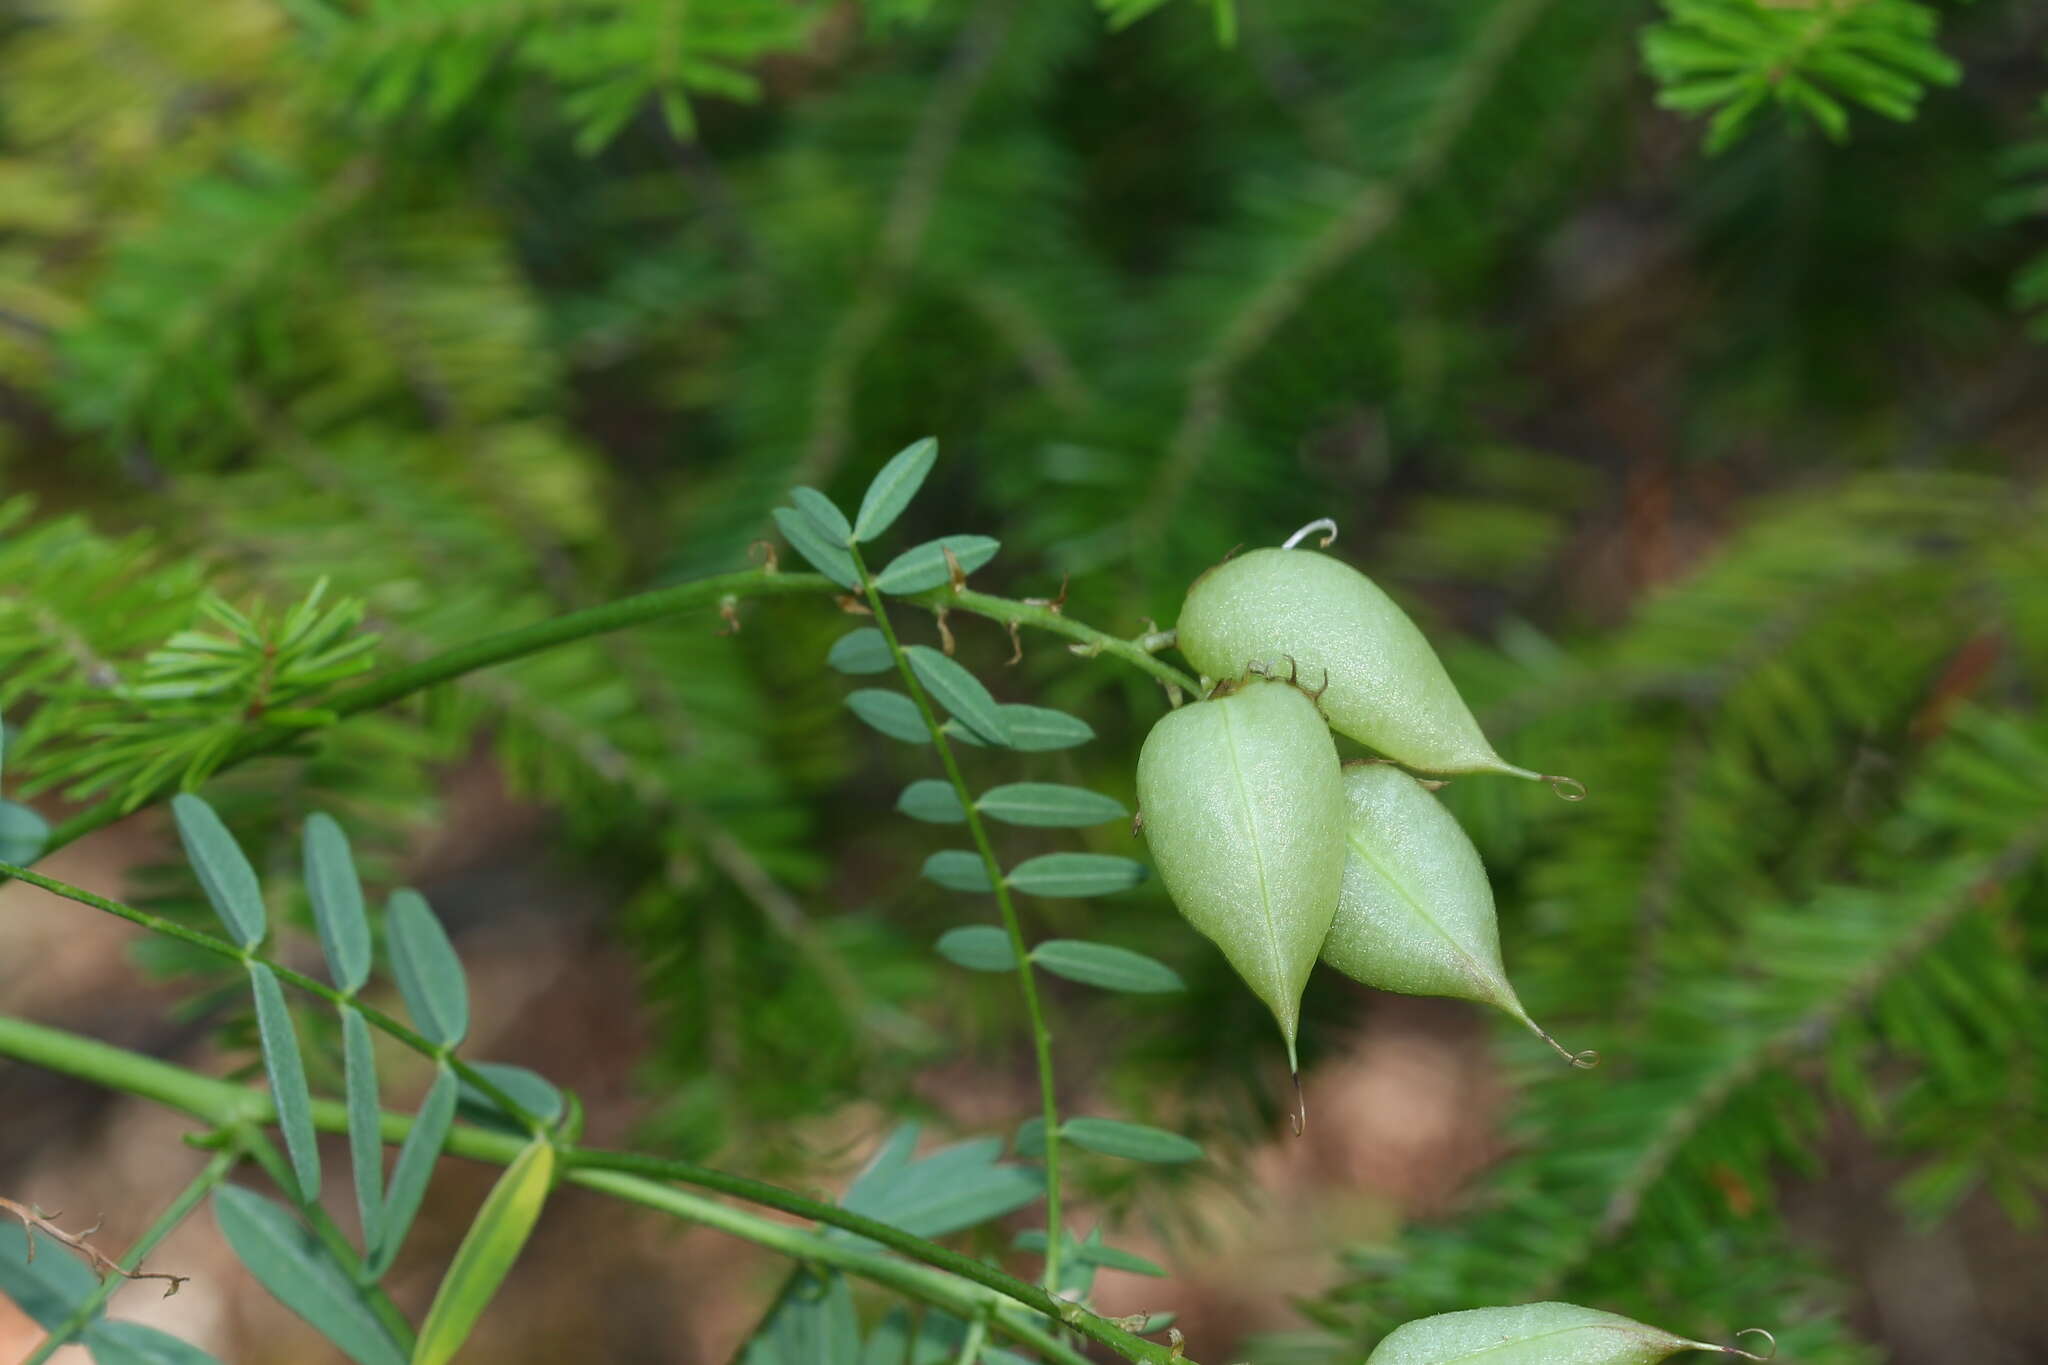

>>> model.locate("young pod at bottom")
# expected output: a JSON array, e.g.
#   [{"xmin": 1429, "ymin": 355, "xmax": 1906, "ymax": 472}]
[
  {"xmin": 1136, "ymin": 677, "xmax": 1346, "ymax": 1072},
  {"xmin": 1322, "ymin": 763, "xmax": 1589, "ymax": 1066},
  {"xmin": 1366, "ymin": 1303, "xmax": 1768, "ymax": 1365}
]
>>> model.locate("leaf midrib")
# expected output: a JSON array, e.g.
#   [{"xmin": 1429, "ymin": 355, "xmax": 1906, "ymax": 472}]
[{"xmin": 1219, "ymin": 700, "xmax": 1287, "ymax": 1021}]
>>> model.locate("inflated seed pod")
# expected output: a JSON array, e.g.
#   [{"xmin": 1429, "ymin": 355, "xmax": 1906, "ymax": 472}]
[
  {"xmin": 1177, "ymin": 545, "xmax": 1557, "ymax": 784},
  {"xmin": 1367, "ymin": 1303, "xmax": 1773, "ymax": 1365},
  {"xmin": 1322, "ymin": 763, "xmax": 1590, "ymax": 1067},
  {"xmin": 1136, "ymin": 677, "xmax": 1345, "ymax": 1074}
]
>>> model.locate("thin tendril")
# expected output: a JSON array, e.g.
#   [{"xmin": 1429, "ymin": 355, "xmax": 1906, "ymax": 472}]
[
  {"xmin": 1725, "ymin": 1328, "xmax": 1777, "ymax": 1361},
  {"xmin": 1282, "ymin": 518, "xmax": 1338, "ymax": 549},
  {"xmin": 1529, "ymin": 1020, "xmax": 1600, "ymax": 1070}
]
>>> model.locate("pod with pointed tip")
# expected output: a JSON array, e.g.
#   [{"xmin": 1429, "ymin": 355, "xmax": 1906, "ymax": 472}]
[
  {"xmin": 1367, "ymin": 1302, "xmax": 1766, "ymax": 1365},
  {"xmin": 1323, "ymin": 764, "xmax": 1588, "ymax": 1067},
  {"xmin": 1136, "ymin": 677, "xmax": 1345, "ymax": 1071},
  {"xmin": 1177, "ymin": 546, "xmax": 1538, "ymax": 780}
]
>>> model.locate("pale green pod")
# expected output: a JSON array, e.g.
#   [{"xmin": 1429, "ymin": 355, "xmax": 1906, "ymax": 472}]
[
  {"xmin": 1323, "ymin": 763, "xmax": 1590, "ymax": 1067},
  {"xmin": 1136, "ymin": 677, "xmax": 1346, "ymax": 1073},
  {"xmin": 1366, "ymin": 1302, "xmax": 1770, "ymax": 1365},
  {"xmin": 1177, "ymin": 546, "xmax": 1560, "ymax": 784}
]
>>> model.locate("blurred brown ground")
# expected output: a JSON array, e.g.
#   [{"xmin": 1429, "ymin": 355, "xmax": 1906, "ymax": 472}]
[{"xmin": 4, "ymin": 757, "xmax": 2044, "ymax": 1364}]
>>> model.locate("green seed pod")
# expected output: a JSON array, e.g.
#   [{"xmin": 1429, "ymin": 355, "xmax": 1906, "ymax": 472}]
[
  {"xmin": 1366, "ymin": 1303, "xmax": 1773, "ymax": 1365},
  {"xmin": 1177, "ymin": 542, "xmax": 1569, "ymax": 787},
  {"xmin": 1136, "ymin": 677, "xmax": 1346, "ymax": 1074},
  {"xmin": 1323, "ymin": 763, "xmax": 1591, "ymax": 1067}
]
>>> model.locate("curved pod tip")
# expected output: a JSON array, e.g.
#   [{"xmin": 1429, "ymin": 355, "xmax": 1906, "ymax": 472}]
[
  {"xmin": 1546, "ymin": 774, "xmax": 1587, "ymax": 801},
  {"xmin": 1673, "ymin": 1328, "xmax": 1777, "ymax": 1362},
  {"xmin": 1522, "ymin": 1012, "xmax": 1600, "ymax": 1069},
  {"xmin": 1484, "ymin": 762, "xmax": 1588, "ymax": 801}
]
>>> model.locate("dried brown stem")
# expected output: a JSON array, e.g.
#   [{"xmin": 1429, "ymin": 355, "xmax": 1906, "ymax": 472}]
[{"xmin": 0, "ymin": 1196, "xmax": 189, "ymax": 1298}]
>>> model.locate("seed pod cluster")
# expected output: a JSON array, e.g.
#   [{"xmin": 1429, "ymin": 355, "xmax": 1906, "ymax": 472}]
[{"xmin": 1139, "ymin": 528, "xmax": 1587, "ymax": 1087}]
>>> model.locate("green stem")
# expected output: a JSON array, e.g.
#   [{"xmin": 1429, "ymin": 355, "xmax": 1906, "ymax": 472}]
[
  {"xmin": 0, "ymin": 859, "xmax": 539, "ymax": 1132},
  {"xmin": 320, "ymin": 571, "xmax": 832, "ymax": 721},
  {"xmin": 907, "ymin": 586, "xmax": 1200, "ymax": 696},
  {"xmin": 954, "ymin": 1307, "xmax": 989, "ymax": 1364},
  {"xmin": 0, "ymin": 1014, "xmax": 257, "ymax": 1123},
  {"xmin": 22, "ymin": 1147, "xmax": 239, "ymax": 1365},
  {"xmin": 564, "ymin": 1171, "xmax": 1090, "ymax": 1365},
  {"xmin": 0, "ymin": 1014, "xmax": 1188, "ymax": 1364},
  {"xmin": 850, "ymin": 546, "xmax": 1069, "ymax": 1299},
  {"xmin": 40, "ymin": 570, "xmax": 831, "ymax": 853},
  {"xmin": 40, "ymin": 570, "xmax": 1193, "ymax": 857}
]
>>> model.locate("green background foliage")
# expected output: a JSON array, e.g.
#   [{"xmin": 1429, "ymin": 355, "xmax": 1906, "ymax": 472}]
[{"xmin": 3, "ymin": 0, "xmax": 2047, "ymax": 1361}]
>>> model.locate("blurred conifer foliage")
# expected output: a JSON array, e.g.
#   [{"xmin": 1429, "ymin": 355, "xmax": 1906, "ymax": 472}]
[{"xmin": 3, "ymin": 1, "xmax": 2047, "ymax": 1360}]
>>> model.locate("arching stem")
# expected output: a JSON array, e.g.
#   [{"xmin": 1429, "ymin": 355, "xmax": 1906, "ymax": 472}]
[{"xmin": 849, "ymin": 543, "xmax": 1070, "ymax": 1300}]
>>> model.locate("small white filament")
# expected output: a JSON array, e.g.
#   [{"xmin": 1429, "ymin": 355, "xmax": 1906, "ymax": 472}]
[{"xmin": 1282, "ymin": 518, "xmax": 1338, "ymax": 550}]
